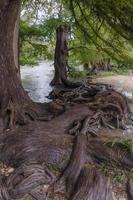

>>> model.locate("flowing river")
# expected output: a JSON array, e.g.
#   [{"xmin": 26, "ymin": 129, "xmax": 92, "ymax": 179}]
[
  {"xmin": 20, "ymin": 61, "xmax": 133, "ymax": 111},
  {"xmin": 21, "ymin": 61, "xmax": 54, "ymax": 103},
  {"xmin": 21, "ymin": 60, "xmax": 133, "ymax": 136},
  {"xmin": 21, "ymin": 61, "xmax": 133, "ymax": 135}
]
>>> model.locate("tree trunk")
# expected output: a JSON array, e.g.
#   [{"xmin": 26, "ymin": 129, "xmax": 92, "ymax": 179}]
[
  {"xmin": 0, "ymin": 0, "xmax": 37, "ymax": 131},
  {"xmin": 13, "ymin": 1, "xmax": 21, "ymax": 78},
  {"xmin": 90, "ymin": 59, "xmax": 112, "ymax": 75},
  {"xmin": 50, "ymin": 25, "xmax": 69, "ymax": 86}
]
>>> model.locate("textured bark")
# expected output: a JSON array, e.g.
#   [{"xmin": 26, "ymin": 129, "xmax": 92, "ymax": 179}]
[
  {"xmin": 0, "ymin": 176, "xmax": 10, "ymax": 200},
  {"xmin": 71, "ymin": 167, "xmax": 112, "ymax": 200},
  {"xmin": 0, "ymin": 125, "xmax": 132, "ymax": 199},
  {"xmin": 126, "ymin": 179, "xmax": 133, "ymax": 200},
  {"xmin": 54, "ymin": 134, "xmax": 87, "ymax": 194},
  {"xmin": 51, "ymin": 25, "xmax": 69, "ymax": 86},
  {"xmin": 13, "ymin": 2, "xmax": 21, "ymax": 78},
  {"xmin": 0, "ymin": 0, "xmax": 37, "ymax": 130}
]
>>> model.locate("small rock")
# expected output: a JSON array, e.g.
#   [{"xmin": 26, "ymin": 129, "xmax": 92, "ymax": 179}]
[{"xmin": 7, "ymin": 167, "xmax": 14, "ymax": 174}]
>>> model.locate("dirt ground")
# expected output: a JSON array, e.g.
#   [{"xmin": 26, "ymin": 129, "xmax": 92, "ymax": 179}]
[{"xmin": 94, "ymin": 75, "xmax": 133, "ymax": 92}]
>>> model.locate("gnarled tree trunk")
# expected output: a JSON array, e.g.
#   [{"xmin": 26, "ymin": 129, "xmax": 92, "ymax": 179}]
[
  {"xmin": 50, "ymin": 25, "xmax": 69, "ymax": 86},
  {"xmin": 0, "ymin": 0, "xmax": 37, "ymax": 131}
]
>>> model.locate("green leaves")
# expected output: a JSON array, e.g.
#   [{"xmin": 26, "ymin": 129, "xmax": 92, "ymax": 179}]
[{"xmin": 20, "ymin": 0, "xmax": 133, "ymax": 68}]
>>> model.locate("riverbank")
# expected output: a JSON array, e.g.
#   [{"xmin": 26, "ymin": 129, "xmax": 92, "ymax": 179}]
[
  {"xmin": 94, "ymin": 75, "xmax": 133, "ymax": 92},
  {"xmin": 1, "ymin": 70, "xmax": 133, "ymax": 199}
]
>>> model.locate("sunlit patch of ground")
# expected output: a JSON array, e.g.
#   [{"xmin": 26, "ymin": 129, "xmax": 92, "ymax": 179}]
[{"xmin": 95, "ymin": 75, "xmax": 133, "ymax": 92}]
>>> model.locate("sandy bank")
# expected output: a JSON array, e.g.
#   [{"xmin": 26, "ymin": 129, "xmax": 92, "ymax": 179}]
[{"xmin": 94, "ymin": 75, "xmax": 133, "ymax": 92}]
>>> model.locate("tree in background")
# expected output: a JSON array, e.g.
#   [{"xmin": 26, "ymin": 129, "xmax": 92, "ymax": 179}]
[
  {"xmin": 51, "ymin": 25, "xmax": 70, "ymax": 86},
  {"xmin": 20, "ymin": 0, "xmax": 133, "ymax": 79}
]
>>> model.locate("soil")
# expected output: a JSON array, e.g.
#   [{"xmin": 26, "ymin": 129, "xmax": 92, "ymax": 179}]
[{"xmin": 94, "ymin": 75, "xmax": 133, "ymax": 92}]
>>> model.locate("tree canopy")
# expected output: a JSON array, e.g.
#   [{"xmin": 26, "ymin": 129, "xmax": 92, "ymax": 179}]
[{"xmin": 19, "ymin": 0, "xmax": 133, "ymax": 68}]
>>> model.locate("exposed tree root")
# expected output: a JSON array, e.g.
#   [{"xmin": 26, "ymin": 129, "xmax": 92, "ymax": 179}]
[
  {"xmin": 53, "ymin": 134, "xmax": 87, "ymax": 194},
  {"xmin": 6, "ymin": 164, "xmax": 53, "ymax": 199},
  {"xmin": 49, "ymin": 81, "xmax": 112, "ymax": 102},
  {"xmin": 30, "ymin": 190, "xmax": 48, "ymax": 200},
  {"xmin": 126, "ymin": 179, "xmax": 133, "ymax": 200},
  {"xmin": 87, "ymin": 138, "xmax": 133, "ymax": 170},
  {"xmin": 0, "ymin": 82, "xmax": 132, "ymax": 199},
  {"xmin": 49, "ymin": 81, "xmax": 130, "ymax": 129},
  {"xmin": 46, "ymin": 88, "xmax": 131, "ymax": 198},
  {"xmin": 0, "ymin": 99, "xmax": 39, "ymax": 131},
  {"xmin": 71, "ymin": 167, "xmax": 112, "ymax": 200},
  {"xmin": 0, "ymin": 128, "xmax": 132, "ymax": 199},
  {"xmin": 0, "ymin": 176, "xmax": 10, "ymax": 200},
  {"xmin": 0, "ymin": 99, "xmax": 67, "ymax": 132},
  {"xmin": 0, "ymin": 0, "xmax": 132, "ymax": 198}
]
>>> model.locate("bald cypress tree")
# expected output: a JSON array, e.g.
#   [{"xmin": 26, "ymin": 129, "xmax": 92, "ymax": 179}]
[{"xmin": 0, "ymin": 0, "xmax": 37, "ymax": 130}]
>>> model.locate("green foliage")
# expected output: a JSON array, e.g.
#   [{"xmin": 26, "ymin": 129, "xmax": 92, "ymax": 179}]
[
  {"xmin": 20, "ymin": 56, "xmax": 38, "ymax": 66},
  {"xmin": 66, "ymin": 0, "xmax": 133, "ymax": 42},
  {"xmin": 20, "ymin": 0, "xmax": 133, "ymax": 70},
  {"xmin": 69, "ymin": 67, "xmax": 87, "ymax": 80},
  {"xmin": 95, "ymin": 71, "xmax": 115, "ymax": 77},
  {"xmin": 20, "ymin": 0, "xmax": 72, "ymax": 66},
  {"xmin": 19, "ymin": 19, "xmax": 55, "ymax": 65},
  {"xmin": 20, "ymin": 21, "xmax": 45, "ymax": 38},
  {"xmin": 65, "ymin": 0, "xmax": 133, "ymax": 66}
]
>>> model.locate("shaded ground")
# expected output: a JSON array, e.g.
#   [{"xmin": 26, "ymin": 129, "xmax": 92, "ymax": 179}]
[
  {"xmin": 0, "ymin": 82, "xmax": 132, "ymax": 200},
  {"xmin": 0, "ymin": 123, "xmax": 132, "ymax": 200}
]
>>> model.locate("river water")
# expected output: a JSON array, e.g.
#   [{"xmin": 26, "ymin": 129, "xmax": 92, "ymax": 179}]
[
  {"xmin": 21, "ymin": 61, "xmax": 133, "ymax": 134},
  {"xmin": 20, "ymin": 61, "xmax": 133, "ymax": 108},
  {"xmin": 21, "ymin": 61, "xmax": 54, "ymax": 103}
]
